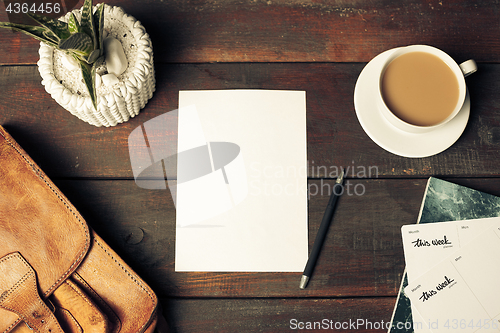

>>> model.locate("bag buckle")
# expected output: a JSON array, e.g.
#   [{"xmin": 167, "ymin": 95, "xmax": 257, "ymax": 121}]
[{"xmin": 0, "ymin": 252, "xmax": 64, "ymax": 333}]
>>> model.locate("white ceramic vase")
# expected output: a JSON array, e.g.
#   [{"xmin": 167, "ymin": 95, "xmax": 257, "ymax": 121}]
[{"xmin": 37, "ymin": 4, "xmax": 155, "ymax": 127}]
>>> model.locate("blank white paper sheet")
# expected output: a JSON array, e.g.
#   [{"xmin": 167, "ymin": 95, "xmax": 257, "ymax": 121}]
[{"xmin": 175, "ymin": 90, "xmax": 308, "ymax": 272}]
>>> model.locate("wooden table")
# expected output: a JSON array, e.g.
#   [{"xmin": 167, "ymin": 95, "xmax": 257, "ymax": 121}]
[{"xmin": 1, "ymin": 0, "xmax": 499, "ymax": 332}]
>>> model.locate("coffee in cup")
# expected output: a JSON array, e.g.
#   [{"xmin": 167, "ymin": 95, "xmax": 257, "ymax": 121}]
[{"xmin": 377, "ymin": 45, "xmax": 477, "ymax": 133}]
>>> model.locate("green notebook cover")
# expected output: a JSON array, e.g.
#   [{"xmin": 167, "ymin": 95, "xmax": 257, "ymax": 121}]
[{"xmin": 389, "ymin": 177, "xmax": 500, "ymax": 333}]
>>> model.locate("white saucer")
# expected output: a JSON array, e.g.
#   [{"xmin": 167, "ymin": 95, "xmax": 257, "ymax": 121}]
[{"xmin": 353, "ymin": 48, "xmax": 470, "ymax": 158}]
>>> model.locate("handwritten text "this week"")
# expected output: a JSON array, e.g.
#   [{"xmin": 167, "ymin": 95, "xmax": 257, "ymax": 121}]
[
  {"xmin": 416, "ymin": 276, "xmax": 456, "ymax": 302},
  {"xmin": 412, "ymin": 235, "xmax": 452, "ymax": 248}
]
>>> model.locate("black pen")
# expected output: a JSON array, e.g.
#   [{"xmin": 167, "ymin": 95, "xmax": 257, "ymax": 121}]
[{"xmin": 300, "ymin": 169, "xmax": 345, "ymax": 289}]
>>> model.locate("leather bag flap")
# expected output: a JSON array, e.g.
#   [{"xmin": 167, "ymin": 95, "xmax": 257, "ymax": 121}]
[{"xmin": 0, "ymin": 127, "xmax": 90, "ymax": 331}]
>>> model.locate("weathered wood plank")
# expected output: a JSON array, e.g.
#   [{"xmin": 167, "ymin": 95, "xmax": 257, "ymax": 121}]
[
  {"xmin": 0, "ymin": 63, "xmax": 498, "ymax": 179},
  {"xmin": 54, "ymin": 177, "xmax": 500, "ymax": 299},
  {"xmin": 161, "ymin": 297, "xmax": 399, "ymax": 333},
  {"xmin": 0, "ymin": 0, "xmax": 498, "ymax": 64}
]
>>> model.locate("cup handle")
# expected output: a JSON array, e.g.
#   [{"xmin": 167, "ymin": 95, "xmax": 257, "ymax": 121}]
[{"xmin": 459, "ymin": 59, "xmax": 478, "ymax": 77}]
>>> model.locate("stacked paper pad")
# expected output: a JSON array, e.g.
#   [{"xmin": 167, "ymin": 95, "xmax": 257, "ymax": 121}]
[
  {"xmin": 402, "ymin": 217, "xmax": 500, "ymax": 333},
  {"xmin": 389, "ymin": 178, "xmax": 500, "ymax": 333}
]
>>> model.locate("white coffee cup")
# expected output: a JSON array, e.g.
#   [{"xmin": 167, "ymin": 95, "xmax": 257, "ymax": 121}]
[{"xmin": 376, "ymin": 45, "xmax": 477, "ymax": 134}]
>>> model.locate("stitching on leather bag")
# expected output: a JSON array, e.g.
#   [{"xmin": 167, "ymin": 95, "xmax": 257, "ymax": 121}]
[
  {"xmin": 0, "ymin": 254, "xmax": 32, "ymax": 303},
  {"xmin": 0, "ymin": 271, "xmax": 31, "ymax": 304},
  {"xmin": 93, "ymin": 238, "xmax": 155, "ymax": 303},
  {"xmin": 0, "ymin": 271, "xmax": 40, "ymax": 330},
  {"xmin": 2, "ymin": 318, "xmax": 20, "ymax": 333},
  {"xmin": 0, "ymin": 254, "xmax": 27, "ymax": 333},
  {"xmin": 0, "ymin": 252, "xmax": 24, "ymax": 268},
  {"xmin": 93, "ymin": 238, "xmax": 157, "ymax": 333},
  {"xmin": 72, "ymin": 272, "xmax": 122, "ymax": 332},
  {"xmin": 0, "ymin": 131, "xmax": 90, "ymax": 297},
  {"xmin": 65, "ymin": 280, "xmax": 102, "ymax": 317},
  {"xmin": 0, "ymin": 255, "xmax": 57, "ymax": 332},
  {"xmin": 57, "ymin": 308, "xmax": 83, "ymax": 333}
]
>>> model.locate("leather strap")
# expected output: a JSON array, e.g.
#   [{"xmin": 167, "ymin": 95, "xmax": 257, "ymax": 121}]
[{"xmin": 0, "ymin": 253, "xmax": 63, "ymax": 333}]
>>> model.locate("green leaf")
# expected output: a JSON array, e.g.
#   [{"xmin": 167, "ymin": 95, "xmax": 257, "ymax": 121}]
[
  {"xmin": 68, "ymin": 13, "xmax": 81, "ymax": 34},
  {"xmin": 79, "ymin": 60, "xmax": 98, "ymax": 111},
  {"xmin": 58, "ymin": 32, "xmax": 93, "ymax": 56},
  {"xmin": 93, "ymin": 3, "xmax": 104, "ymax": 52},
  {"xmin": 86, "ymin": 49, "xmax": 101, "ymax": 64},
  {"xmin": 42, "ymin": 30, "xmax": 60, "ymax": 44},
  {"xmin": 73, "ymin": 53, "xmax": 87, "ymax": 63},
  {"xmin": 80, "ymin": 0, "xmax": 95, "ymax": 48},
  {"xmin": 0, "ymin": 22, "xmax": 58, "ymax": 48},
  {"xmin": 27, "ymin": 13, "xmax": 71, "ymax": 40}
]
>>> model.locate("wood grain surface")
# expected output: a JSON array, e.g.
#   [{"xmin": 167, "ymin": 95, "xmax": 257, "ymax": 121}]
[
  {"xmin": 50, "ymin": 177, "xmax": 500, "ymax": 299},
  {"xmin": 1, "ymin": 0, "xmax": 499, "ymax": 64},
  {"xmin": 163, "ymin": 298, "xmax": 398, "ymax": 333},
  {"xmin": 51, "ymin": 178, "xmax": 418, "ymax": 298},
  {"xmin": 0, "ymin": 63, "xmax": 498, "ymax": 179},
  {"xmin": 0, "ymin": 0, "xmax": 499, "ymax": 331}
]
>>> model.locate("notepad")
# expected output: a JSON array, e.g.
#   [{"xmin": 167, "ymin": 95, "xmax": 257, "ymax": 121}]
[
  {"xmin": 175, "ymin": 90, "xmax": 308, "ymax": 272},
  {"xmin": 401, "ymin": 217, "xmax": 500, "ymax": 282},
  {"xmin": 402, "ymin": 219, "xmax": 500, "ymax": 332},
  {"xmin": 389, "ymin": 178, "xmax": 500, "ymax": 333}
]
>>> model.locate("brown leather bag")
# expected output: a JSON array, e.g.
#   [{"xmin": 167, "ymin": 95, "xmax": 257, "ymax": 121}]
[{"xmin": 0, "ymin": 126, "xmax": 165, "ymax": 333}]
